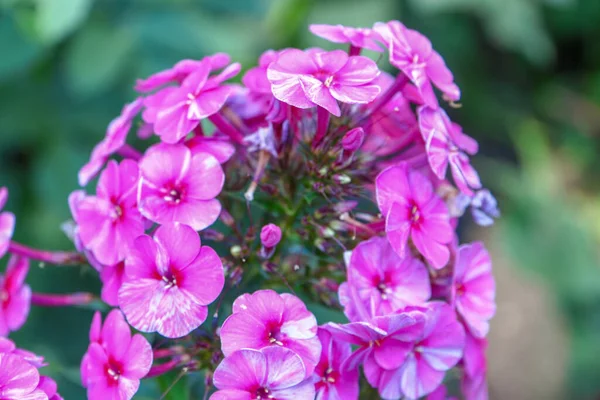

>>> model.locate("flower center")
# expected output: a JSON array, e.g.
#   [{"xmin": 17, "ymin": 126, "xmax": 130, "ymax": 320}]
[
  {"xmin": 163, "ymin": 187, "xmax": 184, "ymax": 204},
  {"xmin": 267, "ymin": 330, "xmax": 283, "ymax": 346},
  {"xmin": 162, "ymin": 271, "xmax": 178, "ymax": 290},
  {"xmin": 455, "ymin": 282, "xmax": 465, "ymax": 297},
  {"xmin": 186, "ymin": 92, "xmax": 196, "ymax": 104},
  {"xmin": 106, "ymin": 361, "xmax": 122, "ymax": 382},
  {"xmin": 410, "ymin": 204, "xmax": 420, "ymax": 223},
  {"xmin": 324, "ymin": 75, "xmax": 334, "ymax": 88},
  {"xmin": 322, "ymin": 367, "xmax": 338, "ymax": 384},
  {"xmin": 0, "ymin": 290, "xmax": 8, "ymax": 303},
  {"xmin": 377, "ymin": 282, "xmax": 392, "ymax": 300},
  {"xmin": 254, "ymin": 387, "xmax": 274, "ymax": 400}
]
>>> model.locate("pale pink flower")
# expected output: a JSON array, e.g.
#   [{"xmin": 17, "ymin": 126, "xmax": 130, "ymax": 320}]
[
  {"xmin": 267, "ymin": 48, "xmax": 381, "ymax": 116},
  {"xmin": 0, "ymin": 255, "xmax": 31, "ymax": 336},
  {"xmin": 312, "ymin": 328, "xmax": 359, "ymax": 400},
  {"xmin": 153, "ymin": 61, "xmax": 241, "ymax": 143},
  {"xmin": 119, "ymin": 223, "xmax": 224, "ymax": 338},
  {"xmin": 74, "ymin": 160, "xmax": 144, "ymax": 266},
  {"xmin": 0, "ymin": 187, "xmax": 15, "ymax": 259},
  {"xmin": 78, "ymin": 98, "xmax": 143, "ymax": 186},
  {"xmin": 137, "ymin": 143, "xmax": 224, "ymax": 231},
  {"xmin": 0, "ymin": 353, "xmax": 47, "ymax": 400},
  {"xmin": 376, "ymin": 163, "xmax": 453, "ymax": 269},
  {"xmin": 309, "ymin": 24, "xmax": 382, "ymax": 52},
  {"xmin": 453, "ymin": 242, "xmax": 495, "ymax": 338},
  {"xmin": 81, "ymin": 310, "xmax": 153, "ymax": 400},
  {"xmin": 340, "ymin": 237, "xmax": 430, "ymax": 320},
  {"xmin": 220, "ymin": 289, "xmax": 321, "ymax": 376},
  {"xmin": 418, "ymin": 106, "xmax": 481, "ymax": 195},
  {"xmin": 211, "ymin": 347, "xmax": 315, "ymax": 400},
  {"xmin": 373, "ymin": 20, "xmax": 460, "ymax": 108}
]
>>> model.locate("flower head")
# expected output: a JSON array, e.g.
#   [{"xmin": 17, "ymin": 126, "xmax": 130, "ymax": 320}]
[
  {"xmin": 138, "ymin": 143, "xmax": 224, "ymax": 231},
  {"xmin": 220, "ymin": 289, "xmax": 321, "ymax": 376},
  {"xmin": 0, "ymin": 187, "xmax": 15, "ymax": 259},
  {"xmin": 374, "ymin": 20, "xmax": 460, "ymax": 108},
  {"xmin": 211, "ymin": 347, "xmax": 315, "ymax": 400},
  {"xmin": 0, "ymin": 256, "xmax": 31, "ymax": 336},
  {"xmin": 81, "ymin": 310, "xmax": 153, "ymax": 400},
  {"xmin": 312, "ymin": 328, "xmax": 359, "ymax": 400},
  {"xmin": 418, "ymin": 106, "xmax": 481, "ymax": 195},
  {"xmin": 453, "ymin": 242, "xmax": 495, "ymax": 338},
  {"xmin": 78, "ymin": 98, "xmax": 143, "ymax": 187},
  {"xmin": 376, "ymin": 163, "xmax": 453, "ymax": 269},
  {"xmin": 119, "ymin": 223, "xmax": 224, "ymax": 338},
  {"xmin": 267, "ymin": 49, "xmax": 381, "ymax": 116},
  {"xmin": 73, "ymin": 160, "xmax": 144, "ymax": 266},
  {"xmin": 309, "ymin": 24, "xmax": 382, "ymax": 52}
]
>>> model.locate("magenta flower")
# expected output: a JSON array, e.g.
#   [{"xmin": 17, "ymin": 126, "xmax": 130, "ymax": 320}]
[
  {"xmin": 137, "ymin": 143, "xmax": 224, "ymax": 231},
  {"xmin": 211, "ymin": 347, "xmax": 315, "ymax": 400},
  {"xmin": 0, "ymin": 353, "xmax": 47, "ymax": 400},
  {"xmin": 341, "ymin": 237, "xmax": 430, "ymax": 319},
  {"xmin": 243, "ymin": 50, "xmax": 279, "ymax": 95},
  {"xmin": 376, "ymin": 163, "xmax": 453, "ymax": 269},
  {"xmin": 220, "ymin": 289, "xmax": 321, "ymax": 376},
  {"xmin": 185, "ymin": 135, "xmax": 236, "ymax": 164},
  {"xmin": 0, "ymin": 187, "xmax": 15, "ymax": 259},
  {"xmin": 119, "ymin": 223, "xmax": 224, "ymax": 338},
  {"xmin": 81, "ymin": 310, "xmax": 153, "ymax": 400},
  {"xmin": 78, "ymin": 98, "xmax": 143, "ymax": 186},
  {"xmin": 153, "ymin": 60, "xmax": 241, "ymax": 143},
  {"xmin": 363, "ymin": 303, "xmax": 465, "ymax": 399},
  {"xmin": 0, "ymin": 338, "xmax": 45, "ymax": 369},
  {"xmin": 453, "ymin": 242, "xmax": 495, "ymax": 338},
  {"xmin": 0, "ymin": 255, "xmax": 31, "ymax": 336},
  {"xmin": 267, "ymin": 48, "xmax": 381, "ymax": 116},
  {"xmin": 99, "ymin": 261, "xmax": 125, "ymax": 307},
  {"xmin": 312, "ymin": 328, "xmax": 359, "ymax": 400},
  {"xmin": 418, "ymin": 106, "xmax": 481, "ymax": 195},
  {"xmin": 427, "ymin": 384, "xmax": 458, "ymax": 400},
  {"xmin": 135, "ymin": 53, "xmax": 231, "ymax": 92},
  {"xmin": 461, "ymin": 332, "xmax": 489, "ymax": 400},
  {"xmin": 74, "ymin": 160, "xmax": 144, "ymax": 266},
  {"xmin": 373, "ymin": 21, "xmax": 460, "ymax": 108},
  {"xmin": 309, "ymin": 24, "xmax": 382, "ymax": 53},
  {"xmin": 37, "ymin": 376, "xmax": 62, "ymax": 400}
]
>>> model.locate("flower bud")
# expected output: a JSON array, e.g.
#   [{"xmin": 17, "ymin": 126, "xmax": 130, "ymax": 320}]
[
  {"xmin": 333, "ymin": 174, "xmax": 351, "ymax": 185},
  {"xmin": 260, "ymin": 224, "xmax": 282, "ymax": 248},
  {"xmin": 341, "ymin": 127, "xmax": 365, "ymax": 152}
]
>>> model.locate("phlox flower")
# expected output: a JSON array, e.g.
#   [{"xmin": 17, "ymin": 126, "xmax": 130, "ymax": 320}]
[
  {"xmin": 185, "ymin": 134, "xmax": 236, "ymax": 164},
  {"xmin": 99, "ymin": 261, "xmax": 125, "ymax": 307},
  {"xmin": 373, "ymin": 20, "xmax": 460, "ymax": 108},
  {"xmin": 309, "ymin": 24, "xmax": 382, "ymax": 53},
  {"xmin": 73, "ymin": 160, "xmax": 144, "ymax": 266},
  {"xmin": 137, "ymin": 143, "xmax": 224, "ymax": 231},
  {"xmin": 0, "ymin": 353, "xmax": 47, "ymax": 400},
  {"xmin": 453, "ymin": 242, "xmax": 495, "ymax": 338},
  {"xmin": 243, "ymin": 50, "xmax": 279, "ymax": 95},
  {"xmin": 339, "ymin": 237, "xmax": 430, "ymax": 321},
  {"xmin": 376, "ymin": 163, "xmax": 453, "ymax": 269},
  {"xmin": 210, "ymin": 347, "xmax": 315, "ymax": 400},
  {"xmin": 0, "ymin": 187, "xmax": 15, "ymax": 259},
  {"xmin": 220, "ymin": 289, "xmax": 321, "ymax": 376},
  {"xmin": 470, "ymin": 189, "xmax": 500, "ymax": 227},
  {"xmin": 363, "ymin": 303, "xmax": 465, "ymax": 399},
  {"xmin": 427, "ymin": 384, "xmax": 458, "ymax": 400},
  {"xmin": 119, "ymin": 223, "xmax": 224, "ymax": 338},
  {"xmin": 267, "ymin": 48, "xmax": 381, "ymax": 116},
  {"xmin": 0, "ymin": 338, "xmax": 45, "ymax": 369},
  {"xmin": 461, "ymin": 332, "xmax": 489, "ymax": 400},
  {"xmin": 418, "ymin": 106, "xmax": 481, "ymax": 195},
  {"xmin": 81, "ymin": 310, "xmax": 153, "ymax": 400},
  {"xmin": 153, "ymin": 60, "xmax": 241, "ymax": 143},
  {"xmin": 78, "ymin": 98, "xmax": 143, "ymax": 186},
  {"xmin": 0, "ymin": 255, "xmax": 31, "ymax": 336},
  {"xmin": 36, "ymin": 376, "xmax": 62, "ymax": 400},
  {"xmin": 312, "ymin": 328, "xmax": 359, "ymax": 400}
]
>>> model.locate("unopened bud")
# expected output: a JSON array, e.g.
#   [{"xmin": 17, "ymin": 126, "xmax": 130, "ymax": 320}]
[
  {"xmin": 341, "ymin": 127, "xmax": 365, "ymax": 152},
  {"xmin": 333, "ymin": 174, "xmax": 351, "ymax": 185},
  {"xmin": 260, "ymin": 224, "xmax": 282, "ymax": 248}
]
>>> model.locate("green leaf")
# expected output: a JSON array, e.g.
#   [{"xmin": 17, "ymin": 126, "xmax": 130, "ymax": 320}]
[
  {"xmin": 65, "ymin": 21, "xmax": 134, "ymax": 97},
  {"xmin": 34, "ymin": 0, "xmax": 93, "ymax": 44}
]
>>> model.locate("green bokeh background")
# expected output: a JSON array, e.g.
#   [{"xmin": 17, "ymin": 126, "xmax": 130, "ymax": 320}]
[{"xmin": 1, "ymin": 0, "xmax": 600, "ymax": 398}]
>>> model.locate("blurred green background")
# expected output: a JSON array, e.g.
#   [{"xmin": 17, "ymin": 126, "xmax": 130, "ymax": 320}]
[{"xmin": 1, "ymin": 0, "xmax": 600, "ymax": 398}]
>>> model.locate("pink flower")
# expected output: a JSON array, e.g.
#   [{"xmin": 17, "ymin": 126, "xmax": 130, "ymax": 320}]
[
  {"xmin": 312, "ymin": 328, "xmax": 359, "ymax": 400},
  {"xmin": 418, "ymin": 106, "xmax": 481, "ymax": 195},
  {"xmin": 210, "ymin": 347, "xmax": 315, "ymax": 400},
  {"xmin": 37, "ymin": 376, "xmax": 63, "ymax": 400},
  {"xmin": 78, "ymin": 98, "xmax": 143, "ymax": 186},
  {"xmin": 137, "ymin": 143, "xmax": 224, "ymax": 231},
  {"xmin": 0, "ymin": 255, "xmax": 31, "ymax": 336},
  {"xmin": 153, "ymin": 60, "xmax": 241, "ymax": 143},
  {"xmin": 185, "ymin": 135, "xmax": 236, "ymax": 164},
  {"xmin": 267, "ymin": 49, "xmax": 381, "ymax": 116},
  {"xmin": 0, "ymin": 338, "xmax": 45, "ymax": 368},
  {"xmin": 363, "ymin": 303, "xmax": 465, "ymax": 399},
  {"xmin": 81, "ymin": 310, "xmax": 153, "ymax": 400},
  {"xmin": 309, "ymin": 24, "xmax": 382, "ymax": 52},
  {"xmin": 0, "ymin": 187, "xmax": 15, "ymax": 259},
  {"xmin": 74, "ymin": 160, "xmax": 144, "ymax": 266},
  {"xmin": 100, "ymin": 261, "xmax": 125, "ymax": 307},
  {"xmin": 119, "ymin": 223, "xmax": 224, "ymax": 338},
  {"xmin": 0, "ymin": 353, "xmax": 47, "ymax": 400},
  {"xmin": 461, "ymin": 332, "xmax": 489, "ymax": 400},
  {"xmin": 220, "ymin": 289, "xmax": 321, "ymax": 376},
  {"xmin": 135, "ymin": 53, "xmax": 231, "ymax": 92},
  {"xmin": 453, "ymin": 242, "xmax": 495, "ymax": 338},
  {"xmin": 243, "ymin": 50, "xmax": 279, "ymax": 95},
  {"xmin": 340, "ymin": 237, "xmax": 430, "ymax": 320},
  {"xmin": 427, "ymin": 384, "xmax": 458, "ymax": 400},
  {"xmin": 376, "ymin": 163, "xmax": 453, "ymax": 269},
  {"xmin": 373, "ymin": 21, "xmax": 460, "ymax": 108}
]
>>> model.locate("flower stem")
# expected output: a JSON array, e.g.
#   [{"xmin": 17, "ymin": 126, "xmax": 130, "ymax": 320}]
[
  {"xmin": 147, "ymin": 359, "xmax": 180, "ymax": 378},
  {"xmin": 117, "ymin": 144, "xmax": 142, "ymax": 160},
  {"xmin": 8, "ymin": 241, "xmax": 85, "ymax": 265},
  {"xmin": 209, "ymin": 113, "xmax": 244, "ymax": 144},
  {"xmin": 349, "ymin": 44, "xmax": 361, "ymax": 56},
  {"xmin": 31, "ymin": 292, "xmax": 94, "ymax": 307},
  {"xmin": 312, "ymin": 106, "xmax": 331, "ymax": 149}
]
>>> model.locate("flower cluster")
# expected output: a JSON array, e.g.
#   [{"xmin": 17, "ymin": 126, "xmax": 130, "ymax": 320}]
[{"xmin": 0, "ymin": 19, "xmax": 500, "ymax": 400}]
